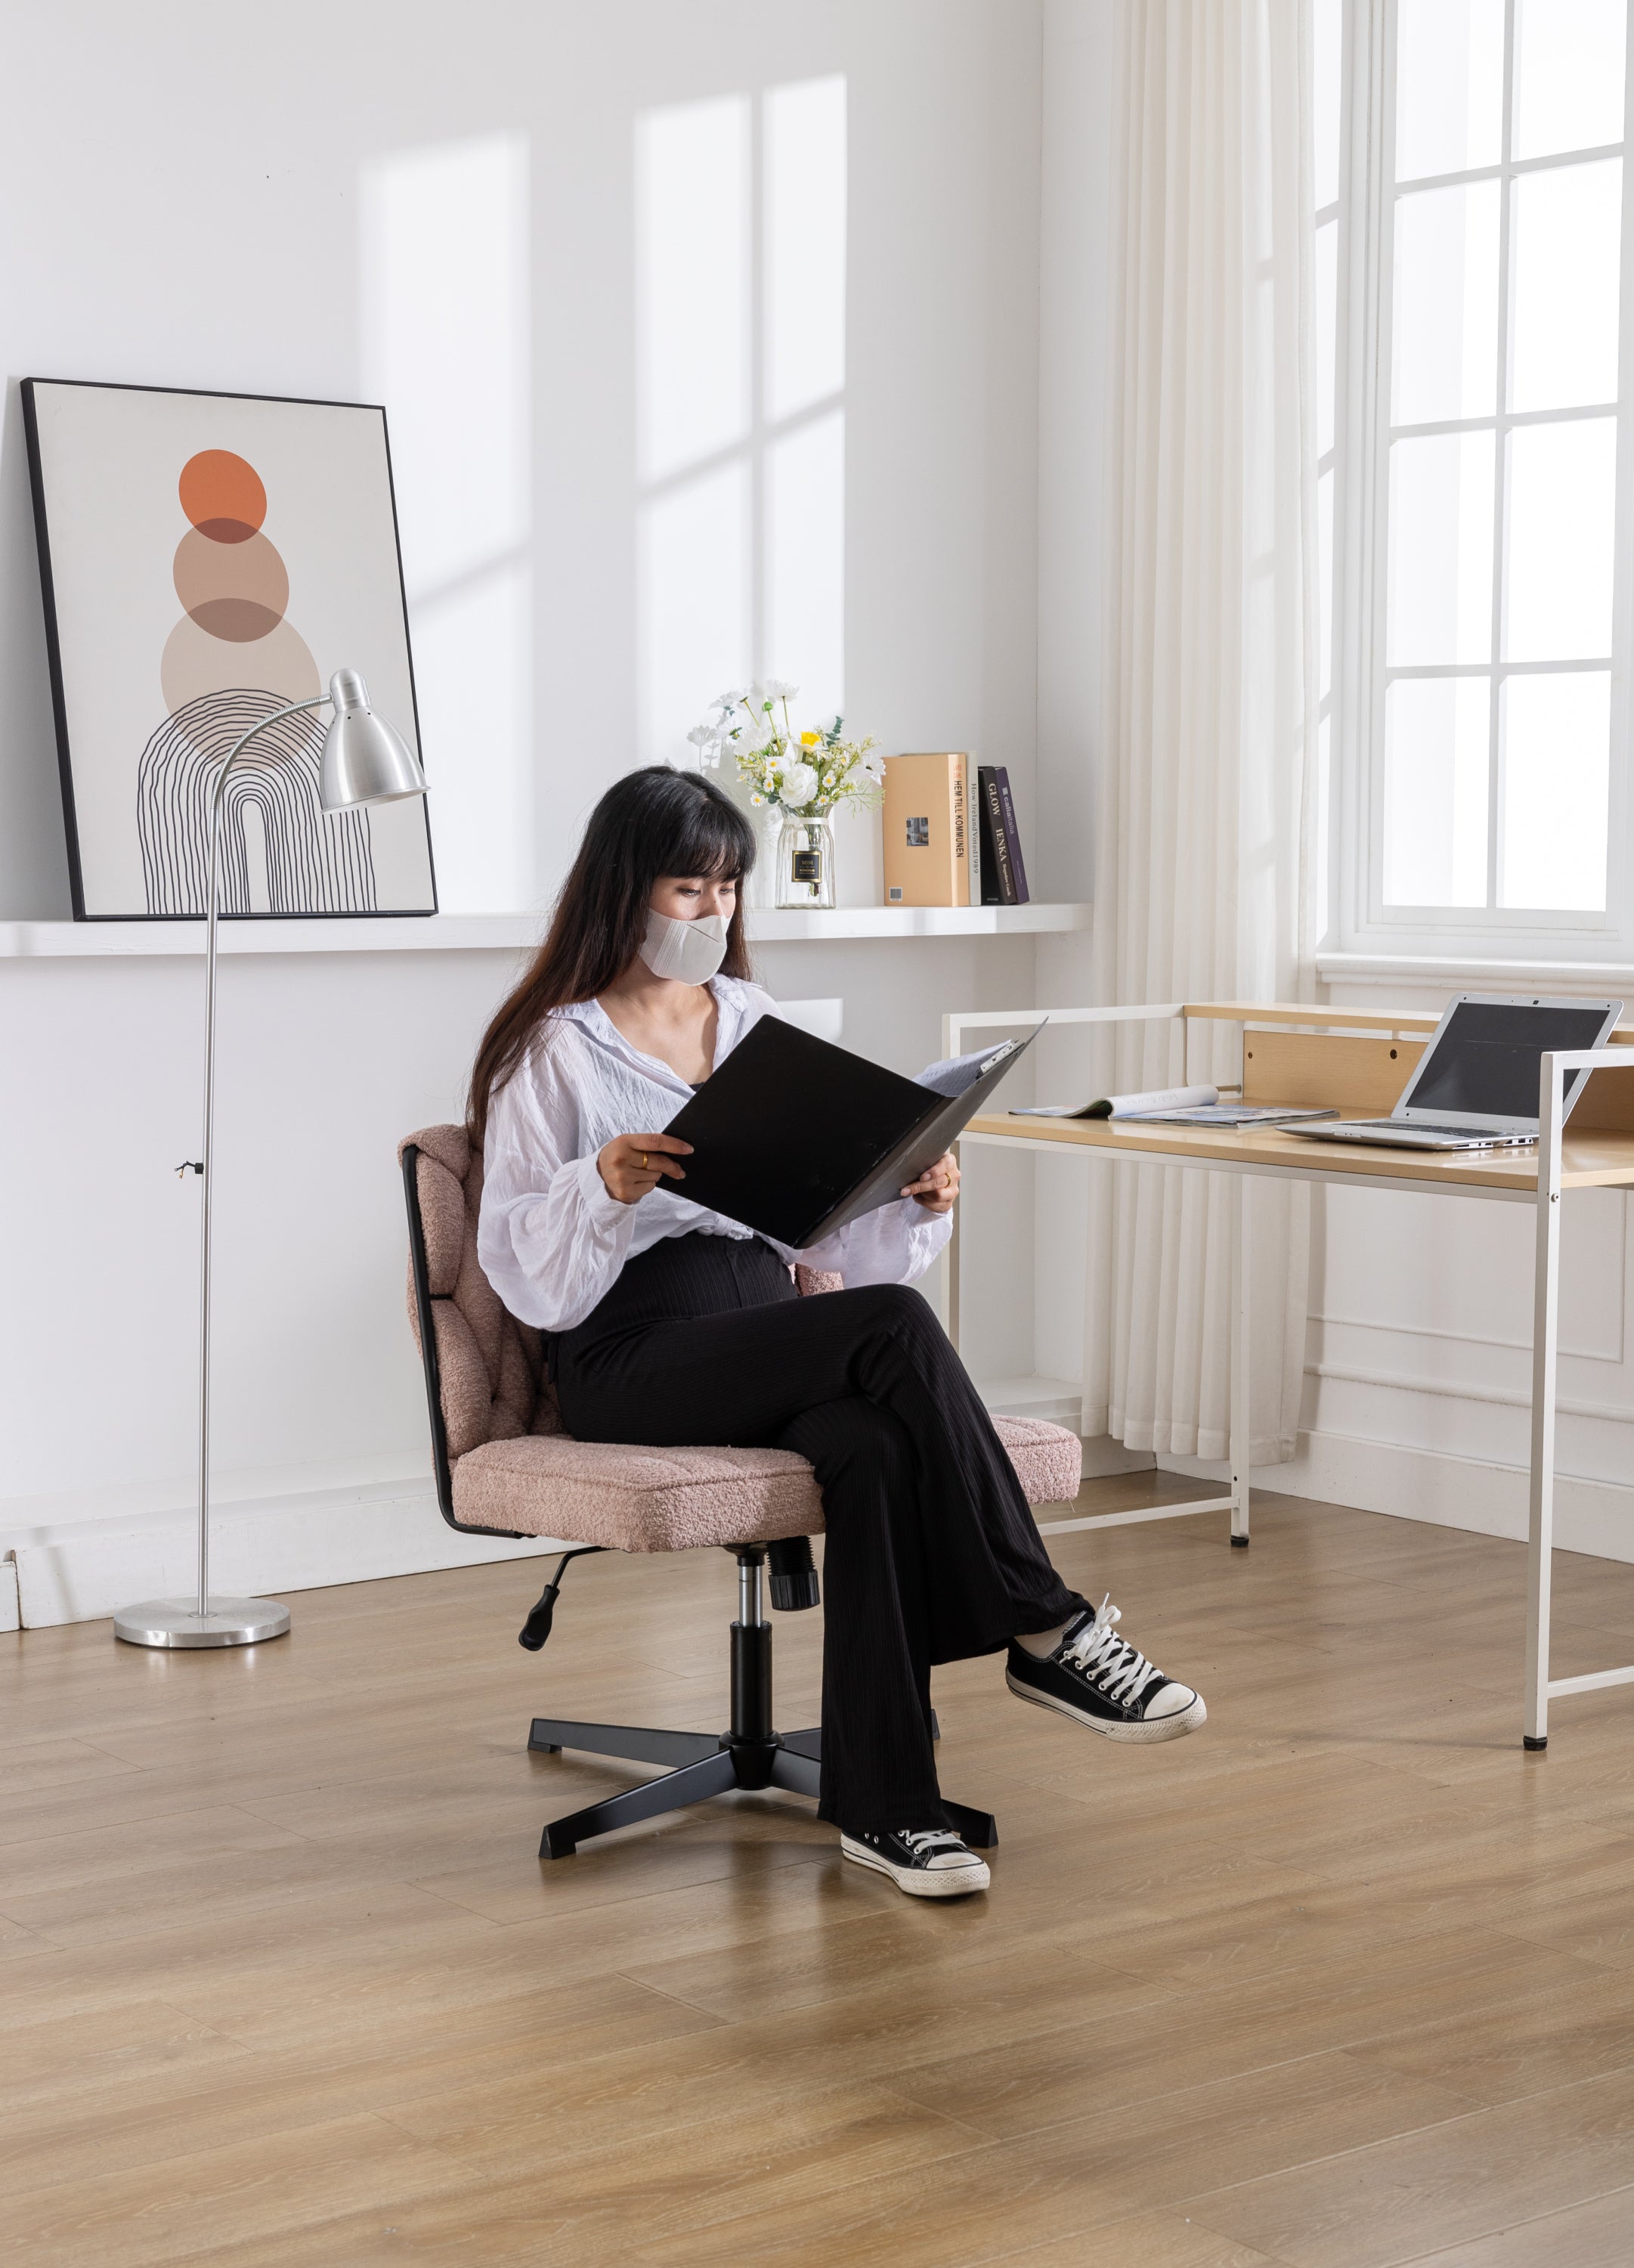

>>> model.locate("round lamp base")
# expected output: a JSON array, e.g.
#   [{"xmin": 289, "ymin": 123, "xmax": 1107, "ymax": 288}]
[{"xmin": 113, "ymin": 1597, "xmax": 292, "ymax": 1649}]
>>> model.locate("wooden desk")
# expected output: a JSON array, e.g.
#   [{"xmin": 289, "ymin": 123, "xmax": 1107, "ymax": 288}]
[
  {"xmin": 945, "ymin": 1001, "xmax": 1634, "ymax": 1749},
  {"xmin": 963, "ymin": 1110, "xmax": 1634, "ymax": 1194}
]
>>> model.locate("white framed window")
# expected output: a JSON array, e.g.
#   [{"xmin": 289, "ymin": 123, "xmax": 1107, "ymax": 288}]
[{"xmin": 1328, "ymin": 0, "xmax": 1634, "ymax": 959}]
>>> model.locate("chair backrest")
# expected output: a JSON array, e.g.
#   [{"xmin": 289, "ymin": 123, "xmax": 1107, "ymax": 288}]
[
  {"xmin": 400, "ymin": 1122, "xmax": 842, "ymax": 1532},
  {"xmin": 401, "ymin": 1125, "xmax": 560, "ymax": 1530}
]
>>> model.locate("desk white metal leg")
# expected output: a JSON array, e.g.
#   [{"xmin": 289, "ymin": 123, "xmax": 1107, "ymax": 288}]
[
  {"xmin": 944, "ymin": 1001, "xmax": 1260, "ymax": 1555},
  {"xmin": 1524, "ymin": 1118, "xmax": 1561, "ymax": 1749},
  {"xmin": 1230, "ymin": 1173, "xmax": 1252, "ymax": 1546},
  {"xmin": 1520, "ymin": 1047, "xmax": 1634, "ymax": 1749}
]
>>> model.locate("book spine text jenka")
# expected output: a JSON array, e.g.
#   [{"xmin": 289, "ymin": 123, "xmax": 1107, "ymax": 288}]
[
  {"xmin": 980, "ymin": 767, "xmax": 1017, "ymax": 904},
  {"xmin": 995, "ymin": 767, "xmax": 1030, "ymax": 903}
]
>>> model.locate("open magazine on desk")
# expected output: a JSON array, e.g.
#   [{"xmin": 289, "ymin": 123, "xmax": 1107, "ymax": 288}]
[{"xmin": 1010, "ymin": 1082, "xmax": 1335, "ymax": 1129}]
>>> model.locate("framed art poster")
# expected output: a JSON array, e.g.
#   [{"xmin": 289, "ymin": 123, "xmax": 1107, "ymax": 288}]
[{"xmin": 21, "ymin": 379, "xmax": 437, "ymax": 919}]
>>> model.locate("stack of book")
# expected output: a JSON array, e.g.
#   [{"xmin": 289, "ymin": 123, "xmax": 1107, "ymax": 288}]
[{"xmin": 881, "ymin": 753, "xmax": 1031, "ymax": 907}]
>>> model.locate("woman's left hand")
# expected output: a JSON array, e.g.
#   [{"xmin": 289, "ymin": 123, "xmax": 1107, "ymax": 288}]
[{"xmin": 902, "ymin": 1150, "xmax": 960, "ymax": 1214}]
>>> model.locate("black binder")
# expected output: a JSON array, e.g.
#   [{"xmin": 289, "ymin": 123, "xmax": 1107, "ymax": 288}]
[{"xmin": 664, "ymin": 1016, "xmax": 1038, "ymax": 1248}]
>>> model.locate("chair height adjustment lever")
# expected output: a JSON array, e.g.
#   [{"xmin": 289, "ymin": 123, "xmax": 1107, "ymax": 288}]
[
  {"xmin": 518, "ymin": 1548, "xmax": 601, "ymax": 1651},
  {"xmin": 518, "ymin": 1581, "xmax": 562, "ymax": 1653}
]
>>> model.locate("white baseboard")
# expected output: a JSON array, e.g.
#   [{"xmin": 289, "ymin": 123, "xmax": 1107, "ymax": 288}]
[
  {"xmin": 1164, "ymin": 1428, "xmax": 1634, "ymax": 1565},
  {"xmin": 1277, "ymin": 1428, "xmax": 1634, "ymax": 1562},
  {"xmin": 5, "ymin": 1402, "xmax": 1159, "ymax": 1629},
  {"xmin": 9, "ymin": 1476, "xmax": 567, "ymax": 1630}
]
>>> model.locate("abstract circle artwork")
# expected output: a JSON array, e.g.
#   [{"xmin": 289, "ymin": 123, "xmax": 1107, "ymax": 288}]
[
  {"xmin": 141, "ymin": 448, "xmax": 374, "ymax": 914},
  {"xmin": 21, "ymin": 381, "xmax": 435, "ymax": 921}
]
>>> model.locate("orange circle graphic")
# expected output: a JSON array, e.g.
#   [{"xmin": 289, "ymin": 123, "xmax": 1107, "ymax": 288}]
[{"xmin": 178, "ymin": 451, "xmax": 267, "ymax": 542}]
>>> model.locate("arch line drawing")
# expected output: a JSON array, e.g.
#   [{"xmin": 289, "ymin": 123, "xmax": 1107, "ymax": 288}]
[{"xmin": 138, "ymin": 689, "xmax": 378, "ymax": 916}]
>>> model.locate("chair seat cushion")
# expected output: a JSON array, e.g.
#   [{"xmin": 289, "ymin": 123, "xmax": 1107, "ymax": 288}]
[
  {"xmin": 989, "ymin": 1414, "xmax": 1084, "ymax": 1510},
  {"xmin": 451, "ymin": 1413, "xmax": 1082, "ymax": 1552}
]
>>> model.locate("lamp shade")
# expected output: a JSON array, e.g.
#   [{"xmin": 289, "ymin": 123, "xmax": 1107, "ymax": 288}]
[{"xmin": 319, "ymin": 669, "xmax": 427, "ymax": 809}]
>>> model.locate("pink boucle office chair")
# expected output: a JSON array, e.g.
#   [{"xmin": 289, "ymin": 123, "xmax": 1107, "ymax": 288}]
[{"xmin": 401, "ymin": 1123, "xmax": 1082, "ymax": 1860}]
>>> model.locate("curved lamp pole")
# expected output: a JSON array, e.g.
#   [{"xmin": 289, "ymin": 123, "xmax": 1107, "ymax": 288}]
[{"xmin": 115, "ymin": 669, "xmax": 428, "ymax": 1649}]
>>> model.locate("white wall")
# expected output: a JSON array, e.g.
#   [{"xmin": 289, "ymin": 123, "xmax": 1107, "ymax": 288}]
[
  {"xmin": 0, "ymin": 0, "xmax": 1061, "ymax": 1621},
  {"xmin": 1035, "ymin": 0, "xmax": 1115, "ymax": 916},
  {"xmin": 1032, "ymin": 0, "xmax": 1119, "ymax": 1401},
  {"xmin": 0, "ymin": 0, "xmax": 1046, "ymax": 924},
  {"xmin": 10, "ymin": 0, "xmax": 1599, "ymax": 1622}
]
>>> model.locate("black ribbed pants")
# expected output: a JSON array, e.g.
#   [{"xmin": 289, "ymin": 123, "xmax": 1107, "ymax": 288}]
[{"xmin": 553, "ymin": 1232, "xmax": 1086, "ymax": 1833}]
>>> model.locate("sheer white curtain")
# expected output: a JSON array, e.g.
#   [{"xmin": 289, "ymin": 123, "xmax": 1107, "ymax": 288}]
[{"xmin": 1082, "ymin": 0, "xmax": 1320, "ymax": 1464}]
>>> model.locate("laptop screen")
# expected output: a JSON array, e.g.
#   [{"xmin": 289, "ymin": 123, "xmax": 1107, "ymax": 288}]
[{"xmin": 1406, "ymin": 1001, "xmax": 1613, "ymax": 1120}]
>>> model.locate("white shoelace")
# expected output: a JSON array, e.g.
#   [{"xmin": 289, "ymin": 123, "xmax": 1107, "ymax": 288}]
[
  {"xmin": 899, "ymin": 1830, "xmax": 968, "ymax": 1857},
  {"xmin": 1060, "ymin": 1596, "xmax": 1162, "ymax": 1708}
]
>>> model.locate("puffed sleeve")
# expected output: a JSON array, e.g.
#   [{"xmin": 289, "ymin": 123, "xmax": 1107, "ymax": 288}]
[
  {"xmin": 477, "ymin": 1034, "xmax": 640, "ymax": 1331},
  {"xmin": 785, "ymin": 1194, "xmax": 953, "ymax": 1286}
]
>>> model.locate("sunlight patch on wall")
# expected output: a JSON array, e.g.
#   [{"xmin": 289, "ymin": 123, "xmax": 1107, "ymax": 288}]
[
  {"xmin": 636, "ymin": 78, "xmax": 847, "ymax": 769},
  {"xmin": 361, "ymin": 132, "xmax": 533, "ymax": 909}
]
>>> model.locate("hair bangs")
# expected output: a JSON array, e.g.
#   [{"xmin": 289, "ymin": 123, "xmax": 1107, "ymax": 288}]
[{"xmin": 668, "ymin": 779, "xmax": 756, "ymax": 881}]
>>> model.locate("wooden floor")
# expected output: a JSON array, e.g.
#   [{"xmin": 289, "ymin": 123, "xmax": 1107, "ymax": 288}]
[{"xmin": 8, "ymin": 1486, "xmax": 1634, "ymax": 2266}]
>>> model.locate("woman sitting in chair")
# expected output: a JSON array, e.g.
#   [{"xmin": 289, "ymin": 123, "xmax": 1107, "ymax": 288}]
[{"xmin": 469, "ymin": 766, "xmax": 1205, "ymax": 1899}]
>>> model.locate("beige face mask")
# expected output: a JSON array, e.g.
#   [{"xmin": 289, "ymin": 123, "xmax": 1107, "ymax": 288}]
[{"xmin": 637, "ymin": 906, "xmax": 729, "ymax": 984}]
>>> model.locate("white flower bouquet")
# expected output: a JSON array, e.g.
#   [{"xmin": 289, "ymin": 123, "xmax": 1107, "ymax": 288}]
[{"xmin": 687, "ymin": 683, "xmax": 883, "ymax": 820}]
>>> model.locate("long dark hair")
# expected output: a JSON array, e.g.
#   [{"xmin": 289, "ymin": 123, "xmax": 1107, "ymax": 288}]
[{"xmin": 467, "ymin": 765, "xmax": 756, "ymax": 1144}]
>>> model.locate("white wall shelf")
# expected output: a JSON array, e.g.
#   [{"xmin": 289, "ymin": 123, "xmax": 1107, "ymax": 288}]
[
  {"xmin": 753, "ymin": 903, "xmax": 1089, "ymax": 941},
  {"xmin": 0, "ymin": 902, "xmax": 1091, "ymax": 959}
]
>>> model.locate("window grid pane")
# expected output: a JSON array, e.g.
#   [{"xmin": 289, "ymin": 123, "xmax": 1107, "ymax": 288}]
[
  {"xmin": 1384, "ymin": 677, "xmax": 1490, "ymax": 903},
  {"xmin": 1378, "ymin": 0, "xmax": 1626, "ymax": 921},
  {"xmin": 1509, "ymin": 159, "xmax": 1623, "ymax": 411},
  {"xmin": 1391, "ymin": 179, "xmax": 1500, "ymax": 423},
  {"xmin": 1499, "ymin": 671, "xmax": 1611, "ymax": 906},
  {"xmin": 1512, "ymin": 0, "xmax": 1626, "ymax": 162}
]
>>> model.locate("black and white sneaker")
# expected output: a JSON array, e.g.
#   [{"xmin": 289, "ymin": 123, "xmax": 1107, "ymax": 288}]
[
  {"xmin": 840, "ymin": 1826, "xmax": 991, "ymax": 1898},
  {"xmin": 1006, "ymin": 1596, "xmax": 1206, "ymax": 1743}
]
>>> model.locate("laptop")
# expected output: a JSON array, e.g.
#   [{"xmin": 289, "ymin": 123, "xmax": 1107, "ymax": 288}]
[{"xmin": 1285, "ymin": 994, "xmax": 1623, "ymax": 1152}]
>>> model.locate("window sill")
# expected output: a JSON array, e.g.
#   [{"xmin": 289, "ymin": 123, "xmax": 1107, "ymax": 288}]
[{"xmin": 1319, "ymin": 949, "xmax": 1634, "ymax": 993}]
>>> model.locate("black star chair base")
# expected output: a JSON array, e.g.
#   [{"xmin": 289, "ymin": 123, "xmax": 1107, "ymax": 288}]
[{"xmin": 528, "ymin": 1544, "xmax": 995, "ymax": 1857}]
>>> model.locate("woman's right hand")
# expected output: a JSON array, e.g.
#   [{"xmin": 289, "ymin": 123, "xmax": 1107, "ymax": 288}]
[{"xmin": 596, "ymin": 1131, "xmax": 693, "ymax": 1205}]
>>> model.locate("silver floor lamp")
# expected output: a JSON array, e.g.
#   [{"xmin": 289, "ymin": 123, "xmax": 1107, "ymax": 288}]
[{"xmin": 115, "ymin": 669, "xmax": 428, "ymax": 1650}]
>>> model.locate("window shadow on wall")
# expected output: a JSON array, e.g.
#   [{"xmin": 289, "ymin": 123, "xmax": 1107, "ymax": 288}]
[
  {"xmin": 361, "ymin": 132, "xmax": 533, "ymax": 912},
  {"xmin": 635, "ymin": 78, "xmax": 847, "ymax": 771}
]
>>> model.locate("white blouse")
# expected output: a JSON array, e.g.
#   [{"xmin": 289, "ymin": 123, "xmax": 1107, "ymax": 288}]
[{"xmin": 478, "ymin": 975, "xmax": 954, "ymax": 1331}]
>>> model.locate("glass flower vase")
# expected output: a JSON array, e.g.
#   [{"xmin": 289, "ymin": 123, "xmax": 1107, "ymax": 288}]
[{"xmin": 775, "ymin": 812, "xmax": 836, "ymax": 909}]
